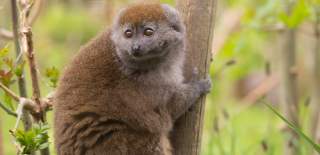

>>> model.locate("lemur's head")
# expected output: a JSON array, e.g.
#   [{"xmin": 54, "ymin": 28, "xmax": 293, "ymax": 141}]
[{"xmin": 111, "ymin": 3, "xmax": 186, "ymax": 71}]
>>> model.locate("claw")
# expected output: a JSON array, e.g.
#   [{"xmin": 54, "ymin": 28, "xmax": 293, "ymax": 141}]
[{"xmin": 198, "ymin": 74, "xmax": 212, "ymax": 94}]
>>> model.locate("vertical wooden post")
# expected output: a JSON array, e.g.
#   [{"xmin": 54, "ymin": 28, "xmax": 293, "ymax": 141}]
[
  {"xmin": 279, "ymin": 29, "xmax": 300, "ymax": 155},
  {"xmin": 310, "ymin": 8, "xmax": 320, "ymax": 154},
  {"xmin": 171, "ymin": 0, "xmax": 216, "ymax": 155}
]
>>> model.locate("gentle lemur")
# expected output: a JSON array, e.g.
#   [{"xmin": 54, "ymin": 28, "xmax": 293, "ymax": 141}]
[{"xmin": 54, "ymin": 3, "xmax": 211, "ymax": 155}]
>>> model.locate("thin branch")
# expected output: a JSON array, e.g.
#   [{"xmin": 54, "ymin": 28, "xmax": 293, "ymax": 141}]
[
  {"xmin": 0, "ymin": 83, "xmax": 20, "ymax": 102},
  {"xmin": 11, "ymin": 0, "xmax": 33, "ymax": 132},
  {"xmin": 1, "ymin": 0, "xmax": 43, "ymax": 41},
  {"xmin": 22, "ymin": 28, "xmax": 43, "ymax": 115},
  {"xmin": 19, "ymin": 1, "xmax": 50, "ymax": 154},
  {"xmin": 27, "ymin": 0, "xmax": 44, "ymax": 26},
  {"xmin": 42, "ymin": 91, "xmax": 55, "ymax": 111},
  {"xmin": 242, "ymin": 75, "xmax": 279, "ymax": 104},
  {"xmin": 0, "ymin": 28, "xmax": 14, "ymax": 40},
  {"xmin": 0, "ymin": 83, "xmax": 38, "ymax": 114},
  {"xmin": 0, "ymin": 101, "xmax": 17, "ymax": 117}
]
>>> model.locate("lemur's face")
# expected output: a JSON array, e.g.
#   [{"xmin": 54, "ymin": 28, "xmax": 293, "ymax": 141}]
[{"xmin": 111, "ymin": 3, "xmax": 185, "ymax": 71}]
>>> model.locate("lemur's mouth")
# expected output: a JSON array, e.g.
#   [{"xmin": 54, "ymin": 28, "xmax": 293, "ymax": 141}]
[
  {"xmin": 131, "ymin": 50, "xmax": 169, "ymax": 61},
  {"xmin": 130, "ymin": 42, "xmax": 169, "ymax": 61}
]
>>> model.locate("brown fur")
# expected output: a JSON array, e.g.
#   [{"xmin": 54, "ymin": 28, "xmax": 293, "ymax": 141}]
[
  {"xmin": 54, "ymin": 31, "xmax": 173, "ymax": 155},
  {"xmin": 119, "ymin": 3, "xmax": 166, "ymax": 26},
  {"xmin": 54, "ymin": 3, "xmax": 210, "ymax": 155}
]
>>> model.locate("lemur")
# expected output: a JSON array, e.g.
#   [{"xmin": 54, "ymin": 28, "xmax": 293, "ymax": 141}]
[{"xmin": 54, "ymin": 3, "xmax": 211, "ymax": 155}]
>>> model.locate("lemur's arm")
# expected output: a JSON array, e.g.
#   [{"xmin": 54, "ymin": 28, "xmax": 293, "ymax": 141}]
[{"xmin": 167, "ymin": 74, "xmax": 211, "ymax": 121}]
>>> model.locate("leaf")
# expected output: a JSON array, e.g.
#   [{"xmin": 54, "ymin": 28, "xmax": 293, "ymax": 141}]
[
  {"xmin": 264, "ymin": 103, "xmax": 320, "ymax": 153},
  {"xmin": 38, "ymin": 143, "xmax": 49, "ymax": 150},
  {"xmin": 0, "ymin": 47, "xmax": 9, "ymax": 57},
  {"xmin": 45, "ymin": 66, "xmax": 60, "ymax": 88},
  {"xmin": 14, "ymin": 61, "xmax": 26, "ymax": 77},
  {"xmin": 0, "ymin": 70, "xmax": 14, "ymax": 86},
  {"xmin": 278, "ymin": 0, "xmax": 310, "ymax": 28},
  {"xmin": 4, "ymin": 93, "xmax": 14, "ymax": 110},
  {"xmin": 11, "ymin": 123, "xmax": 50, "ymax": 154}
]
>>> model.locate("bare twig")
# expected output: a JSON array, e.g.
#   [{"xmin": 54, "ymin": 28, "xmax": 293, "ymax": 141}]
[
  {"xmin": 0, "ymin": 101, "xmax": 17, "ymax": 117},
  {"xmin": 0, "ymin": 83, "xmax": 20, "ymax": 102},
  {"xmin": 242, "ymin": 75, "xmax": 279, "ymax": 103},
  {"xmin": 0, "ymin": 82, "xmax": 38, "ymax": 114},
  {"xmin": 42, "ymin": 91, "xmax": 55, "ymax": 111},
  {"xmin": 19, "ymin": 1, "xmax": 50, "ymax": 154},
  {"xmin": 1, "ymin": 0, "xmax": 43, "ymax": 41},
  {"xmin": 22, "ymin": 28, "xmax": 44, "ymax": 119},
  {"xmin": 0, "ymin": 28, "xmax": 14, "ymax": 40},
  {"xmin": 10, "ymin": 0, "xmax": 33, "ymax": 132},
  {"xmin": 27, "ymin": 0, "xmax": 44, "ymax": 26}
]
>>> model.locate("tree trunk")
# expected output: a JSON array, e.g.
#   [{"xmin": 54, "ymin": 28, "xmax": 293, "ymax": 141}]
[
  {"xmin": 171, "ymin": 1, "xmax": 216, "ymax": 155},
  {"xmin": 310, "ymin": 9, "xmax": 320, "ymax": 154},
  {"xmin": 279, "ymin": 29, "xmax": 300, "ymax": 155}
]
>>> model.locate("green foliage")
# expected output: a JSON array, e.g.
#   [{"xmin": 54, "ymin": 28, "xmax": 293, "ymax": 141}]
[
  {"xmin": 160, "ymin": 0, "xmax": 175, "ymax": 5},
  {"xmin": 14, "ymin": 62, "xmax": 26, "ymax": 78},
  {"xmin": 0, "ymin": 46, "xmax": 9, "ymax": 57},
  {"xmin": 0, "ymin": 46, "xmax": 15, "ymax": 110},
  {"xmin": 216, "ymin": 30, "xmax": 266, "ymax": 80},
  {"xmin": 244, "ymin": 0, "xmax": 281, "ymax": 28},
  {"xmin": 45, "ymin": 67, "xmax": 60, "ymax": 88},
  {"xmin": 265, "ymin": 104, "xmax": 320, "ymax": 153},
  {"xmin": 278, "ymin": 0, "xmax": 310, "ymax": 28},
  {"xmin": 11, "ymin": 123, "xmax": 50, "ymax": 155},
  {"xmin": 40, "ymin": 5, "xmax": 101, "ymax": 44},
  {"xmin": 0, "ymin": 46, "xmax": 22, "ymax": 86}
]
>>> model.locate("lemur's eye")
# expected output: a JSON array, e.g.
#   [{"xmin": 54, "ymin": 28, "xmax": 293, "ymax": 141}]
[
  {"xmin": 144, "ymin": 28, "xmax": 154, "ymax": 36},
  {"xmin": 124, "ymin": 30, "xmax": 133, "ymax": 38}
]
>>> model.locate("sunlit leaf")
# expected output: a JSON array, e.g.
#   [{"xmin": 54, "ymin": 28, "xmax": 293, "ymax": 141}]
[
  {"xmin": 45, "ymin": 66, "xmax": 60, "ymax": 88},
  {"xmin": 11, "ymin": 123, "xmax": 50, "ymax": 154},
  {"xmin": 14, "ymin": 61, "xmax": 26, "ymax": 77},
  {"xmin": 278, "ymin": 0, "xmax": 310, "ymax": 28},
  {"xmin": 0, "ymin": 47, "xmax": 9, "ymax": 57},
  {"xmin": 4, "ymin": 94, "xmax": 14, "ymax": 110}
]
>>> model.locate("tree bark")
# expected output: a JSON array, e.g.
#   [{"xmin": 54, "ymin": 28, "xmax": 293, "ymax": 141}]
[
  {"xmin": 171, "ymin": 1, "xmax": 216, "ymax": 155},
  {"xmin": 310, "ymin": 9, "xmax": 320, "ymax": 154},
  {"xmin": 279, "ymin": 29, "xmax": 300, "ymax": 155}
]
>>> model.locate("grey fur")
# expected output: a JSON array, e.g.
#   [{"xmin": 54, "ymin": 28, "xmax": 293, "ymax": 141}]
[{"xmin": 111, "ymin": 9, "xmax": 186, "ymax": 85}]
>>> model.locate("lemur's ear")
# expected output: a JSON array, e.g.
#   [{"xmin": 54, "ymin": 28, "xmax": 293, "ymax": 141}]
[
  {"xmin": 112, "ymin": 7, "xmax": 127, "ymax": 29},
  {"xmin": 161, "ymin": 4, "xmax": 186, "ymax": 33}
]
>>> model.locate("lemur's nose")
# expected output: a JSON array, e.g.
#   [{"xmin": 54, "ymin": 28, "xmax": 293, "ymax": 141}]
[
  {"xmin": 132, "ymin": 44, "xmax": 141, "ymax": 52},
  {"xmin": 131, "ymin": 45, "xmax": 142, "ymax": 57}
]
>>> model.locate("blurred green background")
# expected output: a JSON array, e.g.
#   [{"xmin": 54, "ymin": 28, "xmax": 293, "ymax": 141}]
[{"xmin": 0, "ymin": 0, "xmax": 319, "ymax": 154}]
